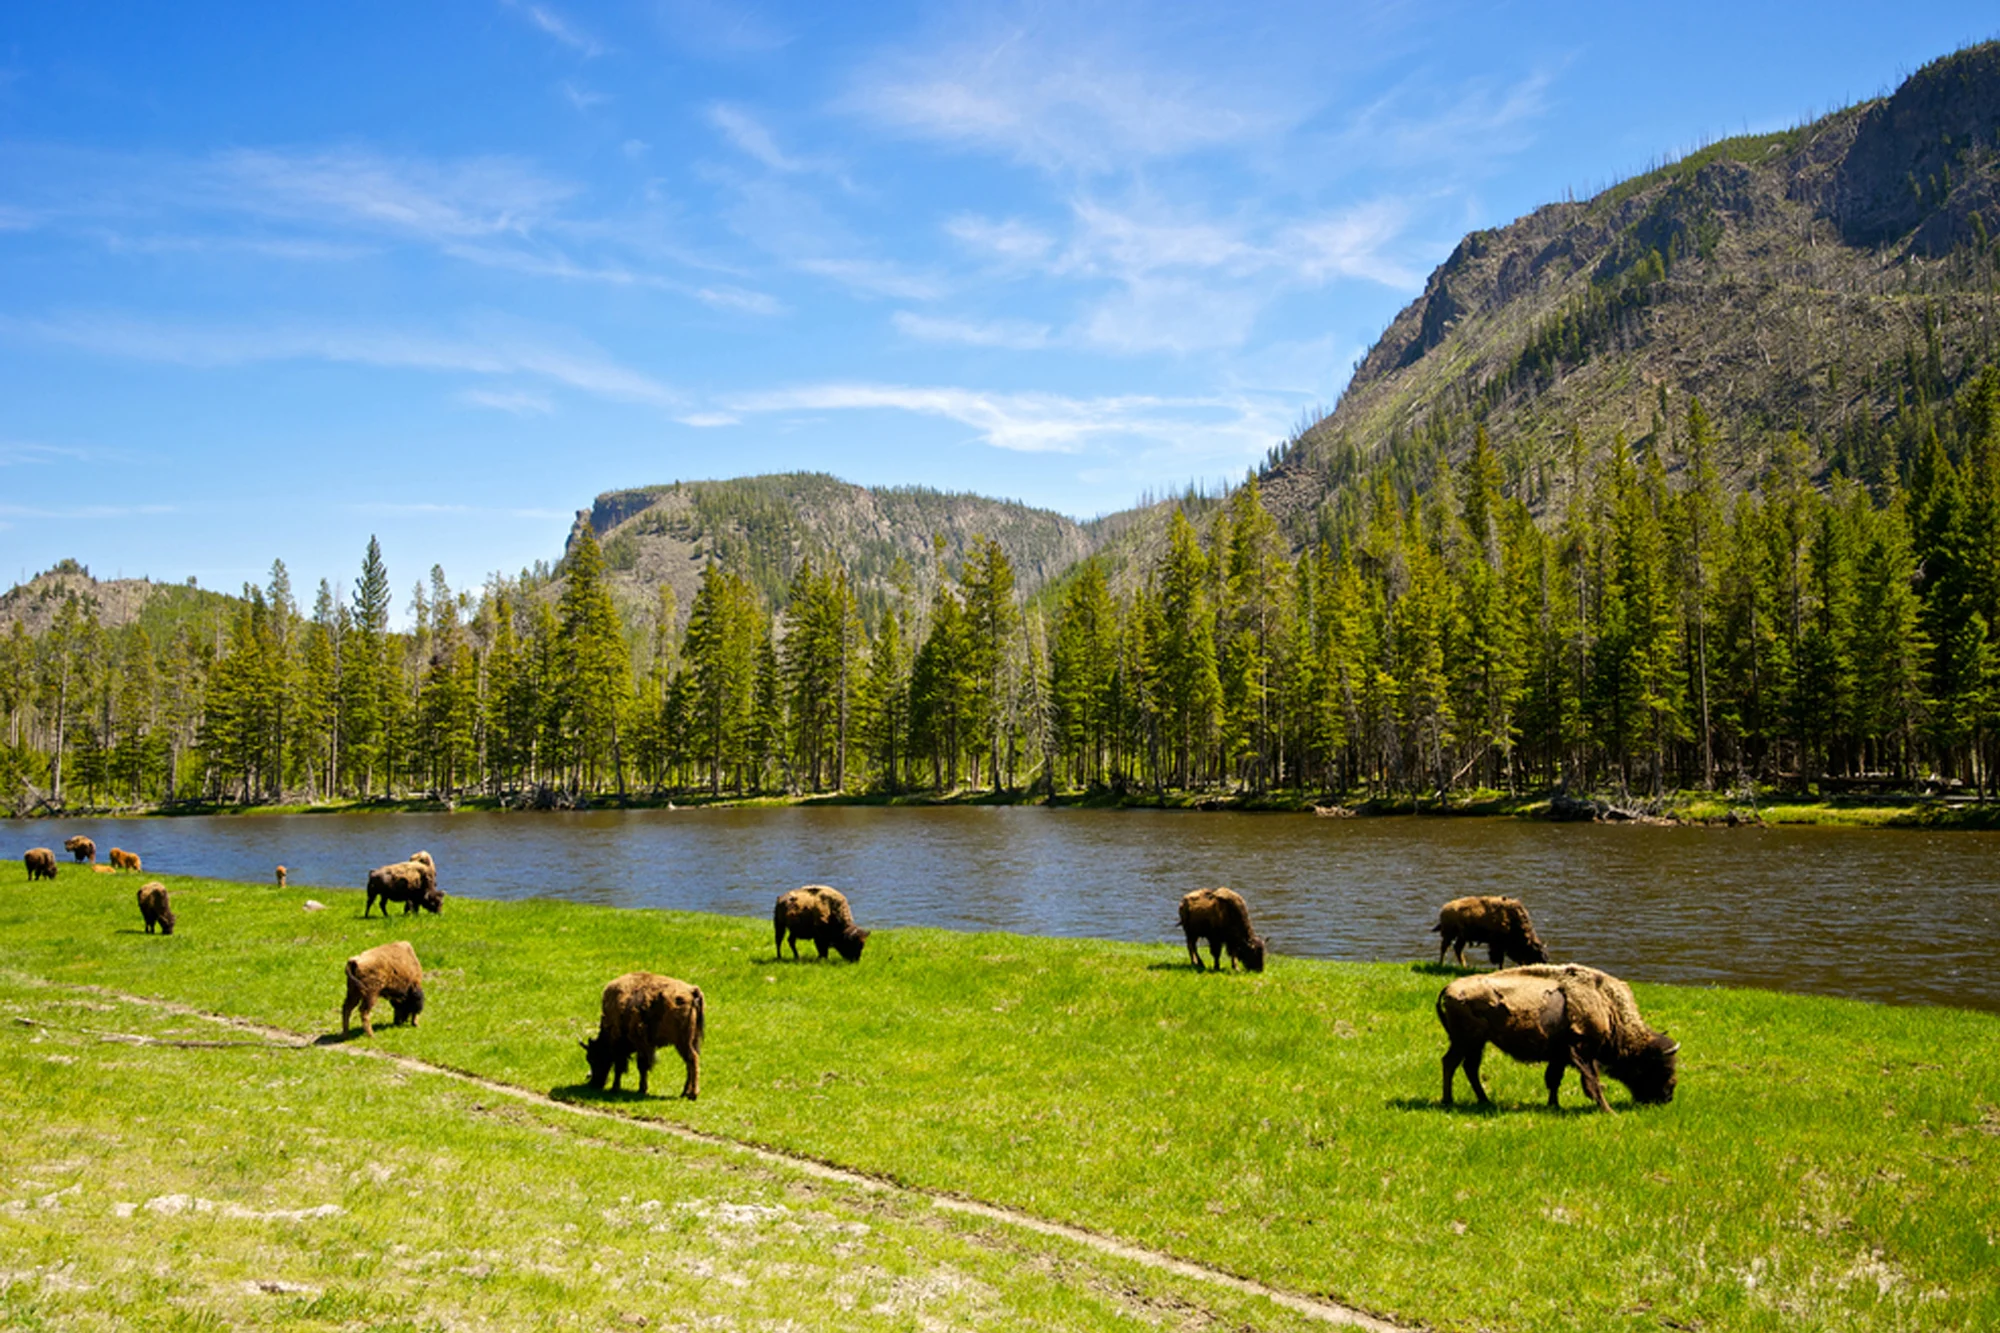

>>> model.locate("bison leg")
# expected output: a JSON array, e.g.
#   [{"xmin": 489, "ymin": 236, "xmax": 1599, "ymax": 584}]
[
  {"xmin": 636, "ymin": 1043, "xmax": 657, "ymax": 1098},
  {"xmin": 1437, "ymin": 935, "xmax": 1449, "ymax": 967},
  {"xmin": 1543, "ymin": 1058, "xmax": 1569, "ymax": 1108},
  {"xmin": 775, "ymin": 920, "xmax": 785, "ymax": 957},
  {"xmin": 1184, "ymin": 930, "xmax": 1203, "ymax": 971},
  {"xmin": 678, "ymin": 1037, "xmax": 699, "ymax": 1100},
  {"xmin": 1451, "ymin": 935, "xmax": 1467, "ymax": 966},
  {"xmin": 1209, "ymin": 940, "xmax": 1224, "ymax": 972},
  {"xmin": 1487, "ymin": 941, "xmax": 1504, "ymax": 966},
  {"xmin": 358, "ymin": 994, "xmax": 377, "ymax": 1038},
  {"xmin": 1441, "ymin": 1046, "xmax": 1462, "ymax": 1105},
  {"xmin": 1574, "ymin": 1056, "xmax": 1613, "ymax": 1113},
  {"xmin": 1461, "ymin": 1045, "xmax": 1492, "ymax": 1105}
]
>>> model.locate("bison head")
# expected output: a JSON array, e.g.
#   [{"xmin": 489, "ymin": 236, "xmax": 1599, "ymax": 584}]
[
  {"xmin": 388, "ymin": 984, "xmax": 425, "ymax": 1026},
  {"xmin": 158, "ymin": 908, "xmax": 176, "ymax": 936},
  {"xmin": 1238, "ymin": 934, "xmax": 1267, "ymax": 973},
  {"xmin": 420, "ymin": 886, "xmax": 444, "ymax": 914},
  {"xmin": 1511, "ymin": 931, "xmax": 1549, "ymax": 964},
  {"xmin": 834, "ymin": 927, "xmax": 870, "ymax": 962},
  {"xmin": 581, "ymin": 1032, "xmax": 629, "ymax": 1090},
  {"xmin": 1607, "ymin": 1032, "xmax": 1679, "ymax": 1105}
]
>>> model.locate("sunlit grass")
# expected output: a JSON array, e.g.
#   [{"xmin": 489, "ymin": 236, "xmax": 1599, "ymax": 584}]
[{"xmin": 3, "ymin": 863, "xmax": 1997, "ymax": 1330}]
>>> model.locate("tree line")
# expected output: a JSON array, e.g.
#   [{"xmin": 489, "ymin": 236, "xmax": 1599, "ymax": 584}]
[{"xmin": 8, "ymin": 371, "xmax": 2000, "ymax": 811}]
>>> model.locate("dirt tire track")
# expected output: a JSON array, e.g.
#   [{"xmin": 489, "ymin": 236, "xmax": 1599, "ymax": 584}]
[{"xmin": 31, "ymin": 976, "xmax": 1415, "ymax": 1331}]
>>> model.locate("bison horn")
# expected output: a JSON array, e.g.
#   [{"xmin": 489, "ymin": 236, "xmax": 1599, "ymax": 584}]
[{"xmin": 1662, "ymin": 1041, "xmax": 1681, "ymax": 1055}]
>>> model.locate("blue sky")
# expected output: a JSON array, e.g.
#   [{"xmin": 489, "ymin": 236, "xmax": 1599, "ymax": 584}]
[{"xmin": 3, "ymin": 2, "xmax": 1996, "ymax": 607}]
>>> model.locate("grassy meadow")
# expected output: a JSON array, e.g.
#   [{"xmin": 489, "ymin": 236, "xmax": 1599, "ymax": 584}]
[{"xmin": 4, "ymin": 862, "xmax": 1998, "ymax": 1331}]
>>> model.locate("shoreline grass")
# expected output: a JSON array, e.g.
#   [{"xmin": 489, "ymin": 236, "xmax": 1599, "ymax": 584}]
[
  {"xmin": 4, "ymin": 867, "xmax": 1998, "ymax": 1330},
  {"xmin": 39, "ymin": 783, "xmax": 2000, "ymax": 831}
]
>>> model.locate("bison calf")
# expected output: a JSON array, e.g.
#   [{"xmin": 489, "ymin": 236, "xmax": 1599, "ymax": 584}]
[
  {"xmin": 24, "ymin": 848, "xmax": 57, "ymax": 881},
  {"xmin": 364, "ymin": 858, "xmax": 441, "ymax": 917},
  {"xmin": 1178, "ymin": 887, "xmax": 1267, "ymax": 972},
  {"xmin": 773, "ymin": 885, "xmax": 869, "ymax": 962},
  {"xmin": 107, "ymin": 847, "xmax": 141, "ymax": 873},
  {"xmin": 342, "ymin": 940, "xmax": 425, "ymax": 1037},
  {"xmin": 1430, "ymin": 895, "xmax": 1548, "ymax": 968},
  {"xmin": 1437, "ymin": 963, "xmax": 1678, "ymax": 1113},
  {"xmin": 64, "ymin": 835, "xmax": 96, "ymax": 864},
  {"xmin": 137, "ymin": 882, "xmax": 176, "ymax": 935},
  {"xmin": 582, "ymin": 972, "xmax": 704, "ymax": 1099}
]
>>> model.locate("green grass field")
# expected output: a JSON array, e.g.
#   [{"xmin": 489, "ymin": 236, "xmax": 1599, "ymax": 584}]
[{"xmin": 4, "ymin": 863, "xmax": 1998, "ymax": 1330}]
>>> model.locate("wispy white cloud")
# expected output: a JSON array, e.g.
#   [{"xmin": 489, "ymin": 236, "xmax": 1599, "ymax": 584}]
[
  {"xmin": 458, "ymin": 387, "xmax": 556, "ymax": 416},
  {"xmin": 892, "ymin": 311, "xmax": 1050, "ymax": 349},
  {"xmin": 0, "ymin": 440, "xmax": 96, "ymax": 466},
  {"xmin": 676, "ymin": 411, "xmax": 740, "ymax": 427},
  {"xmin": 1279, "ymin": 199, "xmax": 1423, "ymax": 287},
  {"xmin": 706, "ymin": 103, "xmax": 803, "ymax": 172},
  {"xmin": 7, "ymin": 313, "xmax": 682, "ymax": 408},
  {"xmin": 846, "ymin": 12, "xmax": 1293, "ymax": 175},
  {"xmin": 344, "ymin": 500, "xmax": 572, "ymax": 519},
  {"xmin": 0, "ymin": 502, "xmax": 175, "ymax": 519},
  {"xmin": 725, "ymin": 381, "xmax": 1278, "ymax": 456},
  {"xmin": 696, "ymin": 285, "xmax": 785, "ymax": 316},
  {"xmin": 560, "ymin": 81, "xmax": 610, "ymax": 111},
  {"xmin": 795, "ymin": 256, "xmax": 945, "ymax": 301},
  {"xmin": 945, "ymin": 214, "xmax": 1056, "ymax": 266},
  {"xmin": 504, "ymin": 0, "xmax": 605, "ymax": 57},
  {"xmin": 218, "ymin": 148, "xmax": 575, "ymax": 241},
  {"xmin": 655, "ymin": 0, "xmax": 789, "ymax": 57}
]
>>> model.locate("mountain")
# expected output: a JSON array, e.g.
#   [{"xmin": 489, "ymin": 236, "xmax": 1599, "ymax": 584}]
[
  {"xmin": 0, "ymin": 560, "xmax": 235, "ymax": 640},
  {"xmin": 1256, "ymin": 40, "xmax": 2000, "ymax": 540},
  {"xmin": 564, "ymin": 472, "xmax": 1104, "ymax": 624}
]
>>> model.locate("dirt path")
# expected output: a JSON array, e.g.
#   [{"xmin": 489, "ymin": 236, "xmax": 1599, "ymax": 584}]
[{"xmin": 40, "ymin": 978, "xmax": 1415, "ymax": 1332}]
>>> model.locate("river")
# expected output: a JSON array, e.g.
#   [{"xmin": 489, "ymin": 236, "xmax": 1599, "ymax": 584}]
[{"xmin": 9, "ymin": 807, "xmax": 1996, "ymax": 1011}]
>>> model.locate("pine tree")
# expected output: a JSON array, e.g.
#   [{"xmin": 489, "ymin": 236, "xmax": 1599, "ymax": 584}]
[
  {"xmin": 345, "ymin": 537, "xmax": 392, "ymax": 795},
  {"xmin": 557, "ymin": 527, "xmax": 632, "ymax": 796}
]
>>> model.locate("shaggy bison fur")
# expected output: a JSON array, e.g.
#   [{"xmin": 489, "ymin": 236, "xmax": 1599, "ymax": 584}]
[
  {"xmin": 24, "ymin": 848, "xmax": 57, "ymax": 881},
  {"xmin": 137, "ymin": 881, "xmax": 175, "ymax": 935},
  {"xmin": 1178, "ymin": 887, "xmax": 1267, "ymax": 973},
  {"xmin": 107, "ymin": 847, "xmax": 141, "ymax": 873},
  {"xmin": 773, "ymin": 885, "xmax": 869, "ymax": 962},
  {"xmin": 581, "ymin": 972, "xmax": 704, "ymax": 1099},
  {"xmin": 364, "ymin": 858, "xmax": 441, "ymax": 917},
  {"xmin": 64, "ymin": 835, "xmax": 96, "ymax": 863},
  {"xmin": 342, "ymin": 940, "xmax": 425, "ymax": 1037},
  {"xmin": 1437, "ymin": 963, "xmax": 1679, "ymax": 1113},
  {"xmin": 1430, "ymin": 895, "xmax": 1548, "ymax": 968}
]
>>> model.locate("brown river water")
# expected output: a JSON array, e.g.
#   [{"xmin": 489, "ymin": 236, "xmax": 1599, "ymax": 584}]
[{"xmin": 10, "ymin": 807, "xmax": 1997, "ymax": 1011}]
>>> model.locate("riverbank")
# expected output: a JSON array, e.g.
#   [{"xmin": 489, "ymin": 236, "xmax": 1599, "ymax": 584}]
[
  {"xmin": 4, "ymin": 868, "xmax": 1996, "ymax": 1331},
  {"xmin": 35, "ymin": 782, "xmax": 2000, "ymax": 830}
]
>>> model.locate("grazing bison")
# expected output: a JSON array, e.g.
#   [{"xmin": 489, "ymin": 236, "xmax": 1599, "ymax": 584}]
[
  {"xmin": 137, "ymin": 882, "xmax": 175, "ymax": 935},
  {"xmin": 773, "ymin": 885, "xmax": 869, "ymax": 962},
  {"xmin": 107, "ymin": 847, "xmax": 142, "ymax": 873},
  {"xmin": 1430, "ymin": 895, "xmax": 1548, "ymax": 968},
  {"xmin": 275, "ymin": 865, "xmax": 287, "ymax": 887},
  {"xmin": 1437, "ymin": 963, "xmax": 1679, "ymax": 1113},
  {"xmin": 1178, "ymin": 887, "xmax": 1267, "ymax": 973},
  {"xmin": 364, "ymin": 858, "xmax": 441, "ymax": 917},
  {"xmin": 581, "ymin": 972, "xmax": 705, "ymax": 1099},
  {"xmin": 342, "ymin": 941, "xmax": 425, "ymax": 1037},
  {"xmin": 24, "ymin": 848, "xmax": 57, "ymax": 881},
  {"xmin": 64, "ymin": 835, "xmax": 96, "ymax": 864}
]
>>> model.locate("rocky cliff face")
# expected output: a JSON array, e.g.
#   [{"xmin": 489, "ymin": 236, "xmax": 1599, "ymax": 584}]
[{"xmin": 1257, "ymin": 41, "xmax": 2000, "ymax": 536}]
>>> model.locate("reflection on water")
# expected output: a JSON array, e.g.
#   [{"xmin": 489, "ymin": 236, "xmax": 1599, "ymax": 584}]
[{"xmin": 9, "ymin": 807, "xmax": 1997, "ymax": 1011}]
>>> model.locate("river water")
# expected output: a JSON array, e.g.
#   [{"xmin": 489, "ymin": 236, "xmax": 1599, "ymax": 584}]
[{"xmin": 9, "ymin": 807, "xmax": 1996, "ymax": 1011}]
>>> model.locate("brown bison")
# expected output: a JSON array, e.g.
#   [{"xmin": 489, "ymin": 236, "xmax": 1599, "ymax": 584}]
[
  {"xmin": 275, "ymin": 865, "xmax": 288, "ymax": 887},
  {"xmin": 107, "ymin": 847, "xmax": 142, "ymax": 873},
  {"xmin": 1437, "ymin": 963, "xmax": 1679, "ymax": 1113},
  {"xmin": 64, "ymin": 835, "xmax": 96, "ymax": 863},
  {"xmin": 137, "ymin": 882, "xmax": 175, "ymax": 935},
  {"xmin": 364, "ymin": 858, "xmax": 441, "ymax": 917},
  {"xmin": 773, "ymin": 885, "xmax": 869, "ymax": 962},
  {"xmin": 24, "ymin": 848, "xmax": 57, "ymax": 881},
  {"xmin": 581, "ymin": 972, "xmax": 704, "ymax": 1099},
  {"xmin": 1430, "ymin": 895, "xmax": 1548, "ymax": 968},
  {"xmin": 342, "ymin": 941, "xmax": 425, "ymax": 1037},
  {"xmin": 1178, "ymin": 887, "xmax": 1267, "ymax": 972}
]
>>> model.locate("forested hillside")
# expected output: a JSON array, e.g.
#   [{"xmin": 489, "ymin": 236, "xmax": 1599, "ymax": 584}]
[{"xmin": 8, "ymin": 44, "xmax": 2000, "ymax": 814}]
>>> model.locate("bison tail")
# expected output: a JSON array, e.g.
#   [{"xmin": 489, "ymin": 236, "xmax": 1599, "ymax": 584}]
[
  {"xmin": 1427, "ymin": 921, "xmax": 1443, "ymax": 934},
  {"xmin": 692, "ymin": 987, "xmax": 705, "ymax": 1053}
]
